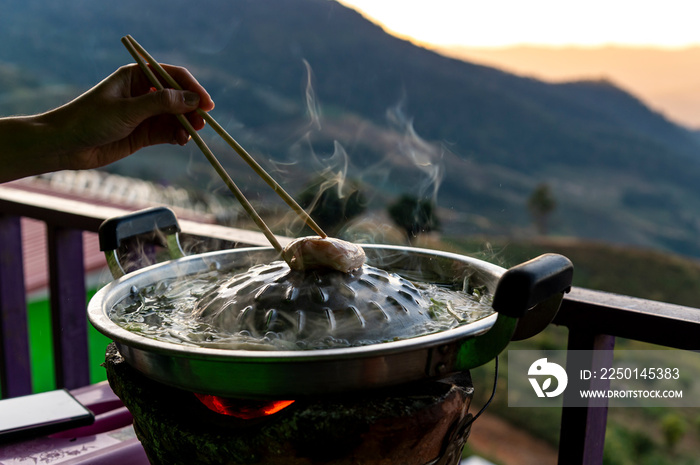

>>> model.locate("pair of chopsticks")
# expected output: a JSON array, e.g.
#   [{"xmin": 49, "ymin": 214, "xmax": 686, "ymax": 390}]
[{"xmin": 121, "ymin": 35, "xmax": 326, "ymax": 256}]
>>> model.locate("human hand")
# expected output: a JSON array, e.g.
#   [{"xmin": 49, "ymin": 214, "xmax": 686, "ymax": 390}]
[{"xmin": 46, "ymin": 63, "xmax": 215, "ymax": 171}]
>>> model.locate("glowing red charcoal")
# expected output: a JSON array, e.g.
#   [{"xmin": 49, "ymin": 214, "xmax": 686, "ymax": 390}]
[{"xmin": 194, "ymin": 393, "xmax": 295, "ymax": 419}]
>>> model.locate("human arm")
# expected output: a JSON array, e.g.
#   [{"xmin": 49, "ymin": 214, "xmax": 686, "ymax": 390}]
[{"xmin": 0, "ymin": 63, "xmax": 214, "ymax": 183}]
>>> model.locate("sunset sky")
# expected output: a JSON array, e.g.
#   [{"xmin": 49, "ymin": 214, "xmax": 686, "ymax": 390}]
[
  {"xmin": 338, "ymin": 0, "xmax": 700, "ymax": 129},
  {"xmin": 338, "ymin": 0, "xmax": 700, "ymax": 48}
]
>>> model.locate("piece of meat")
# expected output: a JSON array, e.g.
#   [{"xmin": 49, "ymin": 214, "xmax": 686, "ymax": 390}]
[{"xmin": 282, "ymin": 236, "xmax": 366, "ymax": 273}]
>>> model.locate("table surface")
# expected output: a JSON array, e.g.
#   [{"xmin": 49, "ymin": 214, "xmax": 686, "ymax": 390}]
[{"xmin": 0, "ymin": 382, "xmax": 149, "ymax": 464}]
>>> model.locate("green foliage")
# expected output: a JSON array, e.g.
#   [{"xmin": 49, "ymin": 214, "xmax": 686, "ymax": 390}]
[
  {"xmin": 388, "ymin": 195, "xmax": 440, "ymax": 240},
  {"xmin": 603, "ymin": 425, "xmax": 631, "ymax": 465},
  {"xmin": 603, "ymin": 425, "xmax": 656, "ymax": 465},
  {"xmin": 297, "ymin": 176, "xmax": 366, "ymax": 236},
  {"xmin": 660, "ymin": 414, "xmax": 686, "ymax": 449},
  {"xmin": 528, "ymin": 183, "xmax": 557, "ymax": 235},
  {"xmin": 694, "ymin": 415, "xmax": 700, "ymax": 435}
]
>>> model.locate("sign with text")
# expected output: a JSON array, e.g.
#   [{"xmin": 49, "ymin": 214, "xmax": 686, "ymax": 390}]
[{"xmin": 507, "ymin": 349, "xmax": 700, "ymax": 407}]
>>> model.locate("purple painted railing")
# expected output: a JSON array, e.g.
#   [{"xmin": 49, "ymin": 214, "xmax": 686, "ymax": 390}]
[
  {"xmin": 0, "ymin": 214, "xmax": 32, "ymax": 397},
  {"xmin": 0, "ymin": 182, "xmax": 698, "ymax": 465},
  {"xmin": 553, "ymin": 289, "xmax": 700, "ymax": 464},
  {"xmin": 0, "ymin": 183, "xmax": 270, "ymax": 397}
]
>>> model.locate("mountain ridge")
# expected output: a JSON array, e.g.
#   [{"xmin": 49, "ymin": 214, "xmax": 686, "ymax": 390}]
[
  {"xmin": 3, "ymin": 0, "xmax": 700, "ymax": 256},
  {"xmin": 435, "ymin": 44, "xmax": 700, "ymax": 130}
]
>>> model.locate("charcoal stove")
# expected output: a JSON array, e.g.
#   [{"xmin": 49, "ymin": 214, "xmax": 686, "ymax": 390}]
[
  {"xmin": 89, "ymin": 207, "xmax": 573, "ymax": 464},
  {"xmin": 105, "ymin": 342, "xmax": 475, "ymax": 465}
]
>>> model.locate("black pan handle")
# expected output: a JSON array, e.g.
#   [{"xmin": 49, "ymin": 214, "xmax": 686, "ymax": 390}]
[
  {"xmin": 492, "ymin": 253, "xmax": 573, "ymax": 318},
  {"xmin": 450, "ymin": 254, "xmax": 573, "ymax": 371},
  {"xmin": 99, "ymin": 207, "xmax": 181, "ymax": 252},
  {"xmin": 98, "ymin": 207, "xmax": 184, "ymax": 278}
]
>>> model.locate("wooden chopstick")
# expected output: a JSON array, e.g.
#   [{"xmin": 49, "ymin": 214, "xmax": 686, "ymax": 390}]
[
  {"xmin": 124, "ymin": 35, "xmax": 327, "ymax": 239},
  {"xmin": 121, "ymin": 36, "xmax": 285, "ymax": 256}
]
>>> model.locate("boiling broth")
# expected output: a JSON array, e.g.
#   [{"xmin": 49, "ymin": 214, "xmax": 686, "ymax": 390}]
[{"xmin": 108, "ymin": 263, "xmax": 494, "ymax": 351}]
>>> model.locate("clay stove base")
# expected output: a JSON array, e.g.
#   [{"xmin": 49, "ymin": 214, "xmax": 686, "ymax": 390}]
[{"xmin": 104, "ymin": 343, "xmax": 474, "ymax": 465}]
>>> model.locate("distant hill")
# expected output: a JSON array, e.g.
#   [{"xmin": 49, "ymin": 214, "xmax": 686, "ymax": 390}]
[
  {"xmin": 4, "ymin": 0, "xmax": 700, "ymax": 257},
  {"xmin": 447, "ymin": 235, "xmax": 700, "ymax": 308},
  {"xmin": 451, "ymin": 235, "xmax": 700, "ymax": 465},
  {"xmin": 434, "ymin": 45, "xmax": 700, "ymax": 130}
]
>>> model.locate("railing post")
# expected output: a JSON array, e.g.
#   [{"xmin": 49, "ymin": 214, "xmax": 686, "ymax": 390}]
[
  {"xmin": 558, "ymin": 330, "xmax": 615, "ymax": 465},
  {"xmin": 0, "ymin": 215, "xmax": 32, "ymax": 397},
  {"xmin": 47, "ymin": 225, "xmax": 90, "ymax": 389}
]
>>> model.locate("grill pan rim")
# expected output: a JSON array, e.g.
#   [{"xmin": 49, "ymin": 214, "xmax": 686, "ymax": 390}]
[
  {"xmin": 88, "ymin": 244, "xmax": 508, "ymax": 397},
  {"xmin": 88, "ymin": 245, "xmax": 503, "ymax": 361}
]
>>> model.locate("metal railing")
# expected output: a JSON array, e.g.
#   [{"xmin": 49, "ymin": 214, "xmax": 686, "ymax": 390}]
[{"xmin": 0, "ymin": 182, "xmax": 698, "ymax": 465}]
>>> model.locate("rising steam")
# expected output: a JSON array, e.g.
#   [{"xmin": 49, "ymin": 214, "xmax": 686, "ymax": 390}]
[
  {"xmin": 303, "ymin": 59, "xmax": 322, "ymax": 132},
  {"xmin": 266, "ymin": 60, "xmax": 446, "ymax": 242},
  {"xmin": 386, "ymin": 101, "xmax": 444, "ymax": 206}
]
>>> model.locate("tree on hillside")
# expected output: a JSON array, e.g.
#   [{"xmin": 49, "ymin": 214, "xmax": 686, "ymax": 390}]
[
  {"xmin": 661, "ymin": 414, "xmax": 686, "ymax": 450},
  {"xmin": 297, "ymin": 176, "xmax": 366, "ymax": 236},
  {"xmin": 388, "ymin": 195, "xmax": 440, "ymax": 241},
  {"xmin": 528, "ymin": 183, "xmax": 556, "ymax": 235}
]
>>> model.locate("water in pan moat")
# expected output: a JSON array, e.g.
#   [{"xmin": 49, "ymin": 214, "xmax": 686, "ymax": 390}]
[{"xmin": 108, "ymin": 260, "xmax": 494, "ymax": 350}]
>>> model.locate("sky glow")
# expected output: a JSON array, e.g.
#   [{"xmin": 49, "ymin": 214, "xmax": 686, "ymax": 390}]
[{"xmin": 337, "ymin": 0, "xmax": 700, "ymax": 48}]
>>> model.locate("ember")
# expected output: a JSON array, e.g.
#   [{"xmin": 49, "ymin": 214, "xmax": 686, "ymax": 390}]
[
  {"xmin": 193, "ymin": 394, "xmax": 295, "ymax": 419},
  {"xmin": 104, "ymin": 343, "xmax": 474, "ymax": 465}
]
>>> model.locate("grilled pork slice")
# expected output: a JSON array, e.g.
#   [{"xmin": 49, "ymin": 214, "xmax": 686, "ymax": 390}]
[{"xmin": 282, "ymin": 236, "xmax": 366, "ymax": 273}]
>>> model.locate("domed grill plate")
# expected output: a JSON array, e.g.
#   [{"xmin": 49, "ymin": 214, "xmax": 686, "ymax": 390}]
[{"xmin": 192, "ymin": 261, "xmax": 434, "ymax": 346}]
